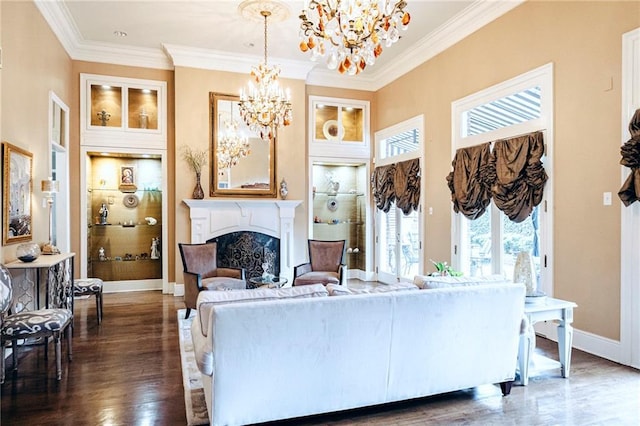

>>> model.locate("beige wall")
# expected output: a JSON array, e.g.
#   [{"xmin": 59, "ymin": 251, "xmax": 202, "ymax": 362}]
[
  {"xmin": 0, "ymin": 1, "xmax": 73, "ymax": 262},
  {"xmin": 374, "ymin": 0, "xmax": 640, "ymax": 340}
]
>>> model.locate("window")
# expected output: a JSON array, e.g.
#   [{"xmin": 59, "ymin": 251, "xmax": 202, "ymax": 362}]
[
  {"xmin": 374, "ymin": 115, "xmax": 423, "ymax": 283},
  {"xmin": 451, "ymin": 64, "xmax": 553, "ymax": 296}
]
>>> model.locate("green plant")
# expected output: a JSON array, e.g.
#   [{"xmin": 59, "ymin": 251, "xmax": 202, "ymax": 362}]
[
  {"xmin": 180, "ymin": 145, "xmax": 208, "ymax": 174},
  {"xmin": 430, "ymin": 259, "xmax": 463, "ymax": 277}
]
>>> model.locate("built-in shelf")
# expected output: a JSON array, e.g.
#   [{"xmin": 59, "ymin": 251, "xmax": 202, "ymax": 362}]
[
  {"xmin": 313, "ymin": 221, "xmax": 364, "ymax": 225},
  {"xmin": 314, "ymin": 191, "xmax": 365, "ymax": 196}
]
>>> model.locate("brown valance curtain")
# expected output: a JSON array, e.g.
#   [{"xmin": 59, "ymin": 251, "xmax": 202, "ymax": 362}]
[
  {"xmin": 371, "ymin": 158, "xmax": 420, "ymax": 214},
  {"xmin": 491, "ymin": 131, "xmax": 547, "ymax": 223},
  {"xmin": 446, "ymin": 131, "xmax": 547, "ymax": 222},
  {"xmin": 446, "ymin": 142, "xmax": 493, "ymax": 220},
  {"xmin": 619, "ymin": 109, "xmax": 640, "ymax": 206}
]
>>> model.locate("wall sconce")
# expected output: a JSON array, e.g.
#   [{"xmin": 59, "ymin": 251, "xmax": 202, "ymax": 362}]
[{"xmin": 41, "ymin": 177, "xmax": 60, "ymax": 255}]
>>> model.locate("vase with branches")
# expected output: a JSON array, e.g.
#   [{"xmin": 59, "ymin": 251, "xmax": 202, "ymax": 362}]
[{"xmin": 180, "ymin": 145, "xmax": 208, "ymax": 199}]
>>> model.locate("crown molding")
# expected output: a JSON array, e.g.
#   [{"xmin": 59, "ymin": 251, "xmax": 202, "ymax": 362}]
[
  {"xmin": 162, "ymin": 44, "xmax": 314, "ymax": 80},
  {"xmin": 36, "ymin": 0, "xmax": 525, "ymax": 89},
  {"xmin": 35, "ymin": 0, "xmax": 173, "ymax": 69}
]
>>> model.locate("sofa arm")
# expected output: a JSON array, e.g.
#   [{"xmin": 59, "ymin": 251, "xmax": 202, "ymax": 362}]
[{"xmin": 217, "ymin": 267, "xmax": 246, "ymax": 280}]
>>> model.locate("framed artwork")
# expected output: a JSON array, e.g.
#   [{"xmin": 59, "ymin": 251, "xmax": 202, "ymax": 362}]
[
  {"xmin": 119, "ymin": 165, "xmax": 137, "ymax": 193},
  {"xmin": 2, "ymin": 142, "xmax": 33, "ymax": 245},
  {"xmin": 120, "ymin": 165, "xmax": 135, "ymax": 185}
]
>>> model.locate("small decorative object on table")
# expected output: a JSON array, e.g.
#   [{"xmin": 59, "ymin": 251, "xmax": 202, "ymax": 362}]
[
  {"xmin": 180, "ymin": 145, "xmax": 208, "ymax": 200},
  {"xmin": 16, "ymin": 242, "xmax": 41, "ymax": 263}
]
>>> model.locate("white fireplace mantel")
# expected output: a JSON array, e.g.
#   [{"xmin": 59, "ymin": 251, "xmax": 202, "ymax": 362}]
[{"xmin": 183, "ymin": 199, "xmax": 303, "ymax": 279}]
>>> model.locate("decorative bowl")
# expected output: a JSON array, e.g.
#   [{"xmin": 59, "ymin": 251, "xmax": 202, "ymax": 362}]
[{"xmin": 16, "ymin": 242, "xmax": 41, "ymax": 263}]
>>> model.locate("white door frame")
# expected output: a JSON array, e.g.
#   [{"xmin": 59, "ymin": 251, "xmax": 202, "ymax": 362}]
[
  {"xmin": 620, "ymin": 27, "xmax": 640, "ymax": 369},
  {"xmin": 49, "ymin": 91, "xmax": 70, "ymax": 253}
]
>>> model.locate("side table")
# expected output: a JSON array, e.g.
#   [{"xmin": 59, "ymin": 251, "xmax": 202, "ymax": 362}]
[
  {"xmin": 4, "ymin": 253, "xmax": 75, "ymax": 313},
  {"xmin": 518, "ymin": 297, "xmax": 577, "ymax": 385}
]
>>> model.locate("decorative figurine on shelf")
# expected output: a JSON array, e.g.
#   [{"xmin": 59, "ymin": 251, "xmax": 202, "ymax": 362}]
[
  {"xmin": 99, "ymin": 203, "xmax": 109, "ymax": 225},
  {"xmin": 150, "ymin": 237, "xmax": 160, "ymax": 259},
  {"xmin": 97, "ymin": 109, "xmax": 111, "ymax": 126},
  {"xmin": 139, "ymin": 107, "xmax": 148, "ymax": 129},
  {"xmin": 98, "ymin": 247, "xmax": 106, "ymax": 261},
  {"xmin": 279, "ymin": 178, "xmax": 288, "ymax": 199}
]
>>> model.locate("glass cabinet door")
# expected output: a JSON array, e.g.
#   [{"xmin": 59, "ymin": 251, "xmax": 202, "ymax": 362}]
[
  {"xmin": 90, "ymin": 84, "xmax": 123, "ymax": 128},
  {"xmin": 309, "ymin": 96, "xmax": 370, "ymax": 158},
  {"xmin": 128, "ymin": 88, "xmax": 158, "ymax": 130}
]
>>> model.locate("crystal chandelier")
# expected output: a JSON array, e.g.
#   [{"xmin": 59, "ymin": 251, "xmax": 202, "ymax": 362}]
[
  {"xmin": 299, "ymin": 0, "xmax": 411, "ymax": 75},
  {"xmin": 239, "ymin": 5, "xmax": 292, "ymax": 142},
  {"xmin": 217, "ymin": 119, "xmax": 251, "ymax": 173}
]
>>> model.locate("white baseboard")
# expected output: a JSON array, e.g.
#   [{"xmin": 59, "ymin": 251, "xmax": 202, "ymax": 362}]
[
  {"xmin": 535, "ymin": 322, "xmax": 627, "ymax": 366},
  {"xmin": 174, "ymin": 283, "xmax": 185, "ymax": 297}
]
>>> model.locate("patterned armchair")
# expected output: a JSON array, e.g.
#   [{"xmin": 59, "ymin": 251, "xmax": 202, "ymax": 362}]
[
  {"xmin": 0, "ymin": 264, "xmax": 73, "ymax": 383},
  {"xmin": 293, "ymin": 240, "xmax": 346, "ymax": 286},
  {"xmin": 178, "ymin": 242, "xmax": 246, "ymax": 319}
]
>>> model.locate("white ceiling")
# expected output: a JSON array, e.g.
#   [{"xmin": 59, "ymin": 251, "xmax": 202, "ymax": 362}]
[{"xmin": 35, "ymin": 0, "xmax": 523, "ymax": 91}]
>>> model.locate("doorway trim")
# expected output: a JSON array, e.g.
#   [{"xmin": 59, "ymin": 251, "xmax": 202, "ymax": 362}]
[
  {"xmin": 620, "ymin": 27, "xmax": 640, "ymax": 369},
  {"xmin": 80, "ymin": 146, "xmax": 169, "ymax": 293}
]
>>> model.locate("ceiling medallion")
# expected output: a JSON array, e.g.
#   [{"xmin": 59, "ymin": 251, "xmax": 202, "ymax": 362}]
[
  {"xmin": 299, "ymin": 0, "xmax": 411, "ymax": 75},
  {"xmin": 238, "ymin": 0, "xmax": 293, "ymax": 142}
]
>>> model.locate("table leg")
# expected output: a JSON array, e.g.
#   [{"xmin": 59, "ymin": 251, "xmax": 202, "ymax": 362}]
[
  {"xmin": 518, "ymin": 316, "xmax": 534, "ymax": 385},
  {"xmin": 557, "ymin": 308, "xmax": 574, "ymax": 378}
]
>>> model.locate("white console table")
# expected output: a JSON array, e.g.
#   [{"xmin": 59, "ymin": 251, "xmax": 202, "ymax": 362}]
[{"xmin": 518, "ymin": 297, "xmax": 577, "ymax": 385}]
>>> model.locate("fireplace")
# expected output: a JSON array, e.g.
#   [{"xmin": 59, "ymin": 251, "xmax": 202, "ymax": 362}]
[
  {"xmin": 208, "ymin": 231, "xmax": 280, "ymax": 284},
  {"xmin": 183, "ymin": 199, "xmax": 302, "ymax": 282}
]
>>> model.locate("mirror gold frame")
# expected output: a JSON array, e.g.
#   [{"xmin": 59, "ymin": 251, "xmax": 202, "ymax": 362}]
[{"xmin": 210, "ymin": 93, "xmax": 276, "ymax": 197}]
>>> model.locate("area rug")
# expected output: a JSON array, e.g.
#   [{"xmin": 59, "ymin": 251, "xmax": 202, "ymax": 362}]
[{"xmin": 178, "ymin": 309, "xmax": 209, "ymax": 425}]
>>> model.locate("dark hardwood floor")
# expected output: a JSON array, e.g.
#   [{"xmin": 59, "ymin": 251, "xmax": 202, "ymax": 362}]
[{"xmin": 2, "ymin": 290, "xmax": 640, "ymax": 425}]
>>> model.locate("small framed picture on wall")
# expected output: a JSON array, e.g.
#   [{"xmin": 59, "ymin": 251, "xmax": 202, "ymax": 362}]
[{"xmin": 119, "ymin": 165, "xmax": 137, "ymax": 193}]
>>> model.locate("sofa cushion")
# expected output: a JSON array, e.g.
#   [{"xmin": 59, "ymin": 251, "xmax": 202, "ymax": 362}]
[
  {"xmin": 201, "ymin": 276, "xmax": 246, "ymax": 291},
  {"xmin": 327, "ymin": 282, "xmax": 418, "ymax": 296},
  {"xmin": 196, "ymin": 284, "xmax": 328, "ymax": 337},
  {"xmin": 413, "ymin": 274, "xmax": 510, "ymax": 289},
  {"xmin": 294, "ymin": 271, "xmax": 340, "ymax": 286}
]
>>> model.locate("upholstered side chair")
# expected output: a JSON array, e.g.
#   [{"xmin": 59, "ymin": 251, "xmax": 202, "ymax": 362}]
[
  {"xmin": 293, "ymin": 240, "xmax": 346, "ymax": 286},
  {"xmin": 178, "ymin": 242, "xmax": 246, "ymax": 319},
  {"xmin": 0, "ymin": 264, "xmax": 73, "ymax": 383},
  {"xmin": 73, "ymin": 278, "xmax": 104, "ymax": 324}
]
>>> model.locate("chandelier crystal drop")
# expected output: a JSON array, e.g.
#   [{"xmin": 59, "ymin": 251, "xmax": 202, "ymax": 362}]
[
  {"xmin": 239, "ymin": 9, "xmax": 292, "ymax": 142},
  {"xmin": 299, "ymin": 0, "xmax": 411, "ymax": 75},
  {"xmin": 217, "ymin": 119, "xmax": 251, "ymax": 174}
]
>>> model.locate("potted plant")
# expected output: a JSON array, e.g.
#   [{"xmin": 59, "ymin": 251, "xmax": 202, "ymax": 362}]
[
  {"xmin": 180, "ymin": 145, "xmax": 208, "ymax": 199},
  {"xmin": 430, "ymin": 260, "xmax": 463, "ymax": 277}
]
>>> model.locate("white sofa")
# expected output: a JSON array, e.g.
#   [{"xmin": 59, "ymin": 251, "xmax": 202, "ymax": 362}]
[{"xmin": 191, "ymin": 281, "xmax": 525, "ymax": 426}]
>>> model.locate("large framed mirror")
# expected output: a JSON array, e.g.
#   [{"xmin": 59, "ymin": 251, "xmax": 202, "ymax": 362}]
[{"xmin": 210, "ymin": 93, "xmax": 276, "ymax": 197}]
